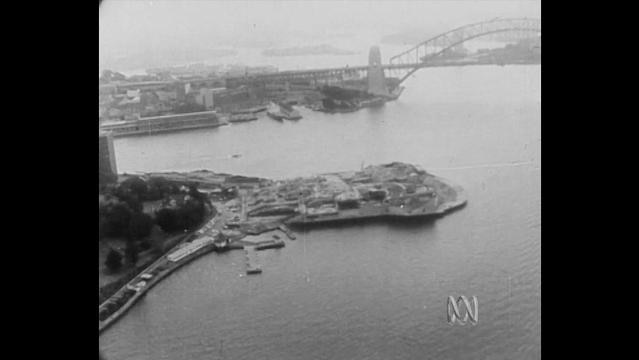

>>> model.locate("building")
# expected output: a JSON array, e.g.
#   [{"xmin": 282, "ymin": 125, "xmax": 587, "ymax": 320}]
[
  {"xmin": 99, "ymin": 110, "xmax": 221, "ymax": 137},
  {"xmin": 167, "ymin": 236, "xmax": 216, "ymax": 262},
  {"xmin": 176, "ymin": 83, "xmax": 191, "ymax": 101},
  {"xmin": 211, "ymin": 87, "xmax": 250, "ymax": 110},
  {"xmin": 99, "ymin": 131, "xmax": 117, "ymax": 183},
  {"xmin": 335, "ymin": 190, "xmax": 361, "ymax": 209},
  {"xmin": 155, "ymin": 90, "xmax": 178, "ymax": 102},
  {"xmin": 126, "ymin": 89, "xmax": 141, "ymax": 98},
  {"xmin": 195, "ymin": 88, "xmax": 215, "ymax": 109}
]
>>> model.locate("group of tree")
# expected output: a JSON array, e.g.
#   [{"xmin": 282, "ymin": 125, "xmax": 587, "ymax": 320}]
[
  {"xmin": 100, "ymin": 202, "xmax": 153, "ymax": 239},
  {"xmin": 155, "ymin": 196, "xmax": 209, "ymax": 233},
  {"xmin": 101, "ymin": 201, "xmax": 152, "ymax": 273},
  {"xmin": 100, "ymin": 69, "xmax": 127, "ymax": 83},
  {"xmin": 105, "ymin": 248, "xmax": 123, "ymax": 273},
  {"xmin": 101, "ymin": 176, "xmax": 212, "ymax": 273},
  {"xmin": 116, "ymin": 176, "xmax": 179, "ymax": 203},
  {"xmin": 100, "ymin": 176, "xmax": 167, "ymax": 272}
]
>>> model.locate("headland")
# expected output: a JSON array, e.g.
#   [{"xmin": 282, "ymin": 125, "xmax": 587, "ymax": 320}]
[{"xmin": 99, "ymin": 162, "xmax": 466, "ymax": 334}]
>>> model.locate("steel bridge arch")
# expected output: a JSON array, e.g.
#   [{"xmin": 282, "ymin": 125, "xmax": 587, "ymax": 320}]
[{"xmin": 388, "ymin": 18, "xmax": 541, "ymax": 86}]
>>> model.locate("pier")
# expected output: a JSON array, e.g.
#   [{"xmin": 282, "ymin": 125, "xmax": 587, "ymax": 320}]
[
  {"xmin": 278, "ymin": 224, "xmax": 297, "ymax": 240},
  {"xmin": 245, "ymin": 246, "xmax": 262, "ymax": 274}
]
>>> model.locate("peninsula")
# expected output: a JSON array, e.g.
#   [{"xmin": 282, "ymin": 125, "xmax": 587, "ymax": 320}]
[{"xmin": 99, "ymin": 162, "xmax": 466, "ymax": 334}]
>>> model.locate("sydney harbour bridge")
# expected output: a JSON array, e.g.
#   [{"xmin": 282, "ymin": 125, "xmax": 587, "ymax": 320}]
[
  {"xmin": 227, "ymin": 18, "xmax": 541, "ymax": 96},
  {"xmin": 118, "ymin": 18, "xmax": 541, "ymax": 97}
]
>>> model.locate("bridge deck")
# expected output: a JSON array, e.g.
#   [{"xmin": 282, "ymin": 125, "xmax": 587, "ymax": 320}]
[{"xmin": 113, "ymin": 59, "xmax": 536, "ymax": 90}]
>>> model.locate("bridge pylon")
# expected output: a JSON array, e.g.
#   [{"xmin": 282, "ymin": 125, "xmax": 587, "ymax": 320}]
[{"xmin": 367, "ymin": 46, "xmax": 390, "ymax": 97}]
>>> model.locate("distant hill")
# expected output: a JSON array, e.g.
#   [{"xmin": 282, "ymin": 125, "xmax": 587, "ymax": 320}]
[
  {"xmin": 262, "ymin": 44, "xmax": 358, "ymax": 57},
  {"xmin": 100, "ymin": 48, "xmax": 238, "ymax": 74},
  {"xmin": 380, "ymin": 31, "xmax": 438, "ymax": 46}
]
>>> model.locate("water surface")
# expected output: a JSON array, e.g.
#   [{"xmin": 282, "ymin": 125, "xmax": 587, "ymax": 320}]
[{"xmin": 101, "ymin": 64, "xmax": 541, "ymax": 360}]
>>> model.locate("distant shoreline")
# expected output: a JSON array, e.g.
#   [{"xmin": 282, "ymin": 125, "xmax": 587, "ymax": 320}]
[{"xmin": 263, "ymin": 44, "xmax": 358, "ymax": 57}]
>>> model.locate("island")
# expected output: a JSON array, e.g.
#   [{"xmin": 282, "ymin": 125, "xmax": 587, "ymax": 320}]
[{"xmin": 99, "ymin": 162, "xmax": 466, "ymax": 334}]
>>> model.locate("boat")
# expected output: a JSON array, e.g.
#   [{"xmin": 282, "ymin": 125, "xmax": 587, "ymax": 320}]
[
  {"xmin": 231, "ymin": 105, "xmax": 268, "ymax": 114},
  {"xmin": 267, "ymin": 102, "xmax": 302, "ymax": 121},
  {"xmin": 212, "ymin": 237, "xmax": 232, "ymax": 252},
  {"xmin": 246, "ymin": 267, "xmax": 262, "ymax": 275},
  {"xmin": 229, "ymin": 113, "xmax": 258, "ymax": 123},
  {"xmin": 278, "ymin": 102, "xmax": 302, "ymax": 120},
  {"xmin": 358, "ymin": 97, "xmax": 386, "ymax": 108},
  {"xmin": 267, "ymin": 111, "xmax": 285, "ymax": 121},
  {"xmin": 255, "ymin": 239, "xmax": 285, "ymax": 251}
]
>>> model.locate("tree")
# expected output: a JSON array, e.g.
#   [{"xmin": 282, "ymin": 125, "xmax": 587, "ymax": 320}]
[
  {"xmin": 155, "ymin": 208, "xmax": 180, "ymax": 233},
  {"xmin": 127, "ymin": 212, "xmax": 153, "ymax": 240},
  {"xmin": 146, "ymin": 176, "xmax": 172, "ymax": 200},
  {"xmin": 180, "ymin": 198, "xmax": 206, "ymax": 230},
  {"xmin": 102, "ymin": 203, "xmax": 133, "ymax": 237},
  {"xmin": 125, "ymin": 241, "xmax": 139, "ymax": 266},
  {"xmin": 105, "ymin": 249, "xmax": 123, "ymax": 272},
  {"xmin": 188, "ymin": 185, "xmax": 207, "ymax": 202},
  {"xmin": 121, "ymin": 176, "xmax": 148, "ymax": 199},
  {"xmin": 101, "ymin": 70, "xmax": 114, "ymax": 82}
]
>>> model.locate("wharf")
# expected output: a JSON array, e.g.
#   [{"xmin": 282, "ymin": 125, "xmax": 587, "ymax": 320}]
[
  {"xmin": 99, "ymin": 239, "xmax": 222, "ymax": 334},
  {"xmin": 244, "ymin": 247, "xmax": 262, "ymax": 274},
  {"xmin": 255, "ymin": 239, "xmax": 285, "ymax": 251},
  {"xmin": 231, "ymin": 106, "xmax": 268, "ymax": 114},
  {"xmin": 278, "ymin": 224, "xmax": 296, "ymax": 240},
  {"xmin": 228, "ymin": 114, "xmax": 258, "ymax": 123}
]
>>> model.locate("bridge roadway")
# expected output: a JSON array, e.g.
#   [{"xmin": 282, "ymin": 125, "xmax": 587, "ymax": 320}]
[{"xmin": 112, "ymin": 58, "xmax": 530, "ymax": 90}]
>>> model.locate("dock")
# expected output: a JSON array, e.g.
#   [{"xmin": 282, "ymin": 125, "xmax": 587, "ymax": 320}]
[
  {"xmin": 278, "ymin": 224, "xmax": 296, "ymax": 240},
  {"xmin": 255, "ymin": 239, "xmax": 285, "ymax": 251},
  {"xmin": 244, "ymin": 247, "xmax": 262, "ymax": 274}
]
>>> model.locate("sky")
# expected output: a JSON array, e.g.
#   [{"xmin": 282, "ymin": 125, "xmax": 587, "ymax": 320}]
[{"xmin": 99, "ymin": 0, "xmax": 540, "ymax": 70}]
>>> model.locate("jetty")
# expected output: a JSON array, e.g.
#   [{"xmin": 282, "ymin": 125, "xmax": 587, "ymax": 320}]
[
  {"xmin": 278, "ymin": 224, "xmax": 297, "ymax": 240},
  {"xmin": 244, "ymin": 247, "xmax": 262, "ymax": 274}
]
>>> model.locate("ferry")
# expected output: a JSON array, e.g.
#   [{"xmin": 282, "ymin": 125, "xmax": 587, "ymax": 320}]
[
  {"xmin": 231, "ymin": 105, "xmax": 268, "ymax": 114},
  {"xmin": 228, "ymin": 113, "xmax": 258, "ymax": 123},
  {"xmin": 267, "ymin": 111, "xmax": 285, "ymax": 121},
  {"xmin": 279, "ymin": 102, "xmax": 302, "ymax": 120},
  {"xmin": 267, "ymin": 102, "xmax": 302, "ymax": 121}
]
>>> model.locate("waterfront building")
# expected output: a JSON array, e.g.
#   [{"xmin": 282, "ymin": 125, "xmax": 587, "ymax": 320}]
[
  {"xmin": 335, "ymin": 190, "xmax": 361, "ymax": 209},
  {"xmin": 212, "ymin": 87, "xmax": 250, "ymax": 107},
  {"xmin": 167, "ymin": 236, "xmax": 216, "ymax": 262},
  {"xmin": 99, "ymin": 110, "xmax": 221, "ymax": 137},
  {"xmin": 176, "ymin": 83, "xmax": 191, "ymax": 101},
  {"xmin": 195, "ymin": 88, "xmax": 215, "ymax": 109},
  {"xmin": 99, "ymin": 84, "xmax": 117, "ymax": 95},
  {"xmin": 126, "ymin": 89, "xmax": 141, "ymax": 98},
  {"xmin": 99, "ymin": 131, "xmax": 117, "ymax": 183},
  {"xmin": 155, "ymin": 90, "xmax": 178, "ymax": 102}
]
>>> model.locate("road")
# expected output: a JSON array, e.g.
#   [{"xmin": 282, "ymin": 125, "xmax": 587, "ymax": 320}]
[{"xmin": 100, "ymin": 200, "xmax": 239, "ymax": 333}]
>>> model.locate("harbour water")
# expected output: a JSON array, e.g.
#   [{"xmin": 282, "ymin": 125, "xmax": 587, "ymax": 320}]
[{"xmin": 100, "ymin": 64, "xmax": 541, "ymax": 359}]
